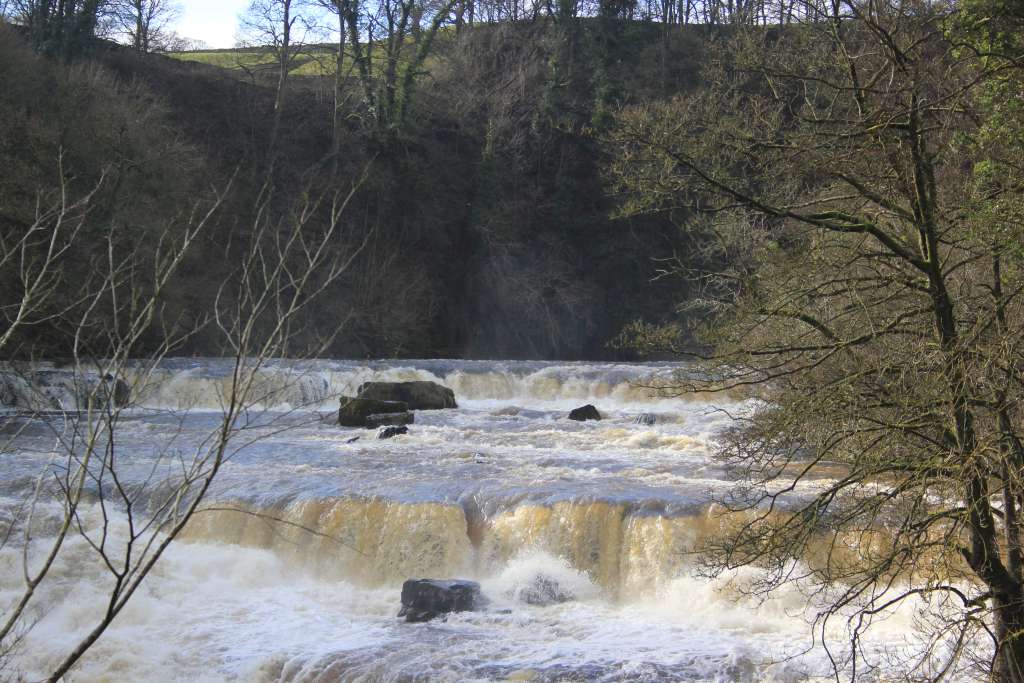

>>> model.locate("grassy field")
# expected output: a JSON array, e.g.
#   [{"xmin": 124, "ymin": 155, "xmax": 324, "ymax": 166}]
[
  {"xmin": 169, "ymin": 47, "xmax": 341, "ymax": 76},
  {"xmin": 167, "ymin": 24, "xmax": 464, "ymax": 78}
]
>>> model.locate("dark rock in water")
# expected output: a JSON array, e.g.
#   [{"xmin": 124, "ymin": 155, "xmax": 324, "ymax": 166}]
[
  {"xmin": 338, "ymin": 397, "xmax": 411, "ymax": 428},
  {"xmin": 0, "ymin": 376, "xmax": 19, "ymax": 408},
  {"xmin": 568, "ymin": 404, "xmax": 601, "ymax": 421},
  {"xmin": 633, "ymin": 413, "xmax": 656, "ymax": 426},
  {"xmin": 365, "ymin": 412, "xmax": 414, "ymax": 429},
  {"xmin": 1, "ymin": 370, "xmax": 130, "ymax": 411},
  {"xmin": 100, "ymin": 375, "xmax": 131, "ymax": 408},
  {"xmin": 377, "ymin": 425, "xmax": 409, "ymax": 439},
  {"xmin": 398, "ymin": 579, "xmax": 483, "ymax": 623},
  {"xmin": 511, "ymin": 574, "xmax": 575, "ymax": 606},
  {"xmin": 357, "ymin": 381, "xmax": 457, "ymax": 410}
]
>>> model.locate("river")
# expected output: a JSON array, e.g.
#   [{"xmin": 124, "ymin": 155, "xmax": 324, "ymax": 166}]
[{"xmin": 0, "ymin": 360, "xmax": 921, "ymax": 681}]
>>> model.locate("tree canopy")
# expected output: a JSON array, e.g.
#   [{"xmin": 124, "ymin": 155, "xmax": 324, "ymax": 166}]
[{"xmin": 610, "ymin": 0, "xmax": 1024, "ymax": 678}]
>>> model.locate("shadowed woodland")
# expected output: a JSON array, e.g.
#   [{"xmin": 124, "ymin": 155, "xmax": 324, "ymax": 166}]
[{"xmin": 0, "ymin": 1, "xmax": 716, "ymax": 360}]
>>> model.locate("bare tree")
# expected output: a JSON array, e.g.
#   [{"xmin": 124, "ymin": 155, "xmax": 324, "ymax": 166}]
[
  {"xmin": 0, "ymin": 163, "xmax": 370, "ymax": 679},
  {"xmin": 104, "ymin": 0, "xmax": 180, "ymax": 52},
  {"xmin": 317, "ymin": 0, "xmax": 356, "ymax": 177},
  {"xmin": 238, "ymin": 0, "xmax": 324, "ymax": 166},
  {"xmin": 0, "ymin": 154, "xmax": 103, "ymax": 354},
  {"xmin": 158, "ymin": 32, "xmax": 207, "ymax": 51},
  {"xmin": 340, "ymin": 0, "xmax": 467, "ymax": 133}
]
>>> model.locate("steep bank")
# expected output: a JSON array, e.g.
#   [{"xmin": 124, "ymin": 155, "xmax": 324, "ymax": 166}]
[{"xmin": 0, "ymin": 21, "xmax": 710, "ymax": 360}]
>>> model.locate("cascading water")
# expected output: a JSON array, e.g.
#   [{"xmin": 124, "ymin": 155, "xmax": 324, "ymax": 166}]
[{"xmin": 0, "ymin": 360, "xmax": 924, "ymax": 682}]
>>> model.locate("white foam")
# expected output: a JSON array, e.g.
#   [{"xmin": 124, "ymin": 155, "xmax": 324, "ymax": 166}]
[
  {"xmin": 0, "ymin": 360, "xmax": 973, "ymax": 681},
  {"xmin": 120, "ymin": 359, "xmax": 701, "ymax": 411},
  {"xmin": 0, "ymin": 503, "xmax": 973, "ymax": 683},
  {"xmin": 484, "ymin": 549, "xmax": 602, "ymax": 606}
]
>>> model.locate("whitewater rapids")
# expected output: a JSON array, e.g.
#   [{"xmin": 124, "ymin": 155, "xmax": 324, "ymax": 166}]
[{"xmin": 0, "ymin": 360, "xmax": 923, "ymax": 681}]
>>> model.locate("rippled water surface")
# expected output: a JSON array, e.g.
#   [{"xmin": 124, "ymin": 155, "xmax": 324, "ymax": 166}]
[{"xmin": 0, "ymin": 360, "xmax": 920, "ymax": 681}]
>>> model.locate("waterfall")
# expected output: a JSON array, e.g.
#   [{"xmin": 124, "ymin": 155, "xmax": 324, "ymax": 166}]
[
  {"xmin": 181, "ymin": 497, "xmax": 734, "ymax": 597},
  {"xmin": 2, "ymin": 358, "xmax": 926, "ymax": 682}
]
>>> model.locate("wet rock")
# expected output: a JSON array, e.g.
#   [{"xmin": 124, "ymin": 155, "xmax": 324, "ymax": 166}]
[
  {"xmin": 633, "ymin": 413, "xmax": 656, "ymax": 426},
  {"xmin": 377, "ymin": 425, "xmax": 409, "ymax": 439},
  {"xmin": 0, "ymin": 375, "xmax": 20, "ymax": 408},
  {"xmin": 509, "ymin": 574, "xmax": 575, "ymax": 606},
  {"xmin": 99, "ymin": 374, "xmax": 131, "ymax": 408},
  {"xmin": 357, "ymin": 381, "xmax": 457, "ymax": 410},
  {"xmin": 567, "ymin": 404, "xmax": 601, "ymax": 421},
  {"xmin": 338, "ymin": 397, "xmax": 412, "ymax": 428},
  {"xmin": 398, "ymin": 579, "xmax": 483, "ymax": 623}
]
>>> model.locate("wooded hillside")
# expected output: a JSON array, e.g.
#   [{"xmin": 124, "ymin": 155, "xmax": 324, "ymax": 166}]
[{"xmin": 0, "ymin": 16, "xmax": 710, "ymax": 359}]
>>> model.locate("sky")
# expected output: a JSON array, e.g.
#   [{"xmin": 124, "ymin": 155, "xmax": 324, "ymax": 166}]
[{"xmin": 174, "ymin": 0, "xmax": 250, "ymax": 48}]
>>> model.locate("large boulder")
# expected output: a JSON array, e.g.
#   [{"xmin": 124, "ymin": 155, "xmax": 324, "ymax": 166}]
[
  {"xmin": 338, "ymin": 397, "xmax": 413, "ymax": 428},
  {"xmin": 398, "ymin": 579, "xmax": 484, "ymax": 623},
  {"xmin": 357, "ymin": 381, "xmax": 457, "ymax": 410},
  {"xmin": 568, "ymin": 404, "xmax": 601, "ymax": 421}
]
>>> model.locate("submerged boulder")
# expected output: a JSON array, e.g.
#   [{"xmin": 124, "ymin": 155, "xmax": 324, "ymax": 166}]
[
  {"xmin": 338, "ymin": 397, "xmax": 413, "ymax": 428},
  {"xmin": 490, "ymin": 406, "xmax": 547, "ymax": 420},
  {"xmin": 508, "ymin": 574, "xmax": 575, "ymax": 606},
  {"xmin": 491, "ymin": 405, "xmax": 522, "ymax": 416},
  {"xmin": 357, "ymin": 381, "xmax": 457, "ymax": 410},
  {"xmin": 633, "ymin": 413, "xmax": 656, "ymax": 426},
  {"xmin": 398, "ymin": 579, "xmax": 484, "ymax": 623},
  {"xmin": 377, "ymin": 425, "xmax": 409, "ymax": 439},
  {"xmin": 568, "ymin": 404, "xmax": 601, "ymax": 421}
]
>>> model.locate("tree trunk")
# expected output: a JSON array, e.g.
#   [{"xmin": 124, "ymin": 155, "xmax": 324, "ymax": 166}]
[
  {"xmin": 268, "ymin": 0, "xmax": 292, "ymax": 176},
  {"xmin": 995, "ymin": 594, "xmax": 1024, "ymax": 683},
  {"xmin": 345, "ymin": 2, "xmax": 377, "ymax": 118},
  {"xmin": 331, "ymin": 9, "xmax": 346, "ymax": 179},
  {"xmin": 135, "ymin": 0, "xmax": 145, "ymax": 51}
]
